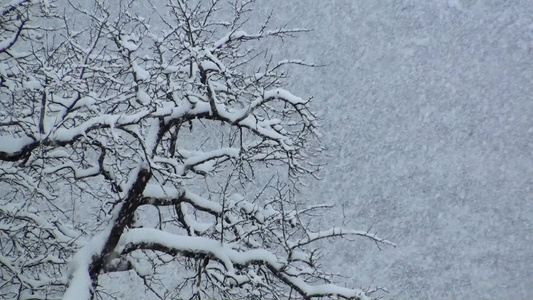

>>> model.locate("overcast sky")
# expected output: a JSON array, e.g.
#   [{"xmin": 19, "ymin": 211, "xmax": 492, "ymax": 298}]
[{"xmin": 252, "ymin": 1, "xmax": 532, "ymax": 298}]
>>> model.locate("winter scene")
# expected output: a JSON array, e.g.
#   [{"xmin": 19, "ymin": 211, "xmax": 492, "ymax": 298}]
[{"xmin": 0, "ymin": 0, "xmax": 531, "ymax": 299}]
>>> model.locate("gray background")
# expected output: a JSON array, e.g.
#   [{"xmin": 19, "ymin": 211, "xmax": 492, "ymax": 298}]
[{"xmin": 255, "ymin": 0, "xmax": 532, "ymax": 299}]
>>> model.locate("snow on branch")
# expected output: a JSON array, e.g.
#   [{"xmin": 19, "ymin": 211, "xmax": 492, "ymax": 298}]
[
  {"xmin": 0, "ymin": 136, "xmax": 37, "ymax": 161},
  {"xmin": 0, "ymin": 202, "xmax": 80, "ymax": 299},
  {"xmin": 142, "ymin": 184, "xmax": 222, "ymax": 215},
  {"xmin": 0, "ymin": 0, "xmax": 394, "ymax": 299},
  {"xmin": 119, "ymin": 228, "xmax": 371, "ymax": 300}
]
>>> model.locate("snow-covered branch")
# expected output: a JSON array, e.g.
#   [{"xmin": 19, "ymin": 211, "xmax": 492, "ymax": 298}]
[
  {"xmin": 119, "ymin": 228, "xmax": 370, "ymax": 300},
  {"xmin": 0, "ymin": 1, "xmax": 393, "ymax": 299}
]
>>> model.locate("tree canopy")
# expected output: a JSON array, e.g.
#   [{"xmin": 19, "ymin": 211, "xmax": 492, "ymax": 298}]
[{"xmin": 0, "ymin": 1, "xmax": 394, "ymax": 299}]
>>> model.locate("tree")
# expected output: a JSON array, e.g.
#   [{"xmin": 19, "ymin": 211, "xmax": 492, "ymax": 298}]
[{"xmin": 0, "ymin": 0, "xmax": 394, "ymax": 299}]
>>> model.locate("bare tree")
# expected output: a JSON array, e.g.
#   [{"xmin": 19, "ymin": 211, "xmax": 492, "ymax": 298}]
[{"xmin": 0, "ymin": 1, "xmax": 394, "ymax": 299}]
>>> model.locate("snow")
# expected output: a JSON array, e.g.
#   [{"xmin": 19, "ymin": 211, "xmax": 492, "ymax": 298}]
[
  {"xmin": 289, "ymin": 250, "xmax": 311, "ymax": 263},
  {"xmin": 136, "ymin": 88, "xmax": 152, "ymax": 105},
  {"xmin": 203, "ymin": 50, "xmax": 226, "ymax": 72},
  {"xmin": 44, "ymin": 161, "xmax": 99, "ymax": 179},
  {"xmin": 143, "ymin": 184, "xmax": 223, "ymax": 214},
  {"xmin": 0, "ymin": 256, "xmax": 65, "ymax": 290},
  {"xmin": 282, "ymin": 276, "xmax": 370, "ymax": 300},
  {"xmin": 132, "ymin": 62, "xmax": 150, "ymax": 81},
  {"xmin": 46, "ymin": 149, "xmax": 71, "ymax": 159},
  {"xmin": 0, "ymin": 63, "xmax": 8, "ymax": 77},
  {"xmin": 1, "ymin": 0, "xmax": 529, "ymax": 299},
  {"xmin": 23, "ymin": 78, "xmax": 42, "ymax": 90},
  {"xmin": 120, "ymin": 165, "xmax": 144, "ymax": 198},
  {"xmin": 1, "ymin": 0, "xmax": 27, "ymax": 13},
  {"xmin": 178, "ymin": 204, "xmax": 212, "ymax": 235},
  {"xmin": 144, "ymin": 118, "xmax": 159, "ymax": 156},
  {"xmin": 237, "ymin": 200, "xmax": 257, "ymax": 214},
  {"xmin": 0, "ymin": 168, "xmax": 55, "ymax": 200},
  {"xmin": 0, "ymin": 136, "xmax": 34, "ymax": 156},
  {"xmin": 50, "ymin": 110, "xmax": 151, "ymax": 142},
  {"xmin": 200, "ymin": 60, "xmax": 220, "ymax": 72},
  {"xmin": 262, "ymin": 1, "xmax": 532, "ymax": 299},
  {"xmin": 263, "ymin": 88, "xmax": 306, "ymax": 105},
  {"xmin": 162, "ymin": 64, "xmax": 188, "ymax": 74},
  {"xmin": 120, "ymin": 228, "xmax": 234, "ymax": 272},
  {"xmin": 118, "ymin": 224, "xmax": 373, "ymax": 299},
  {"xmin": 179, "ymin": 147, "xmax": 240, "ymax": 175},
  {"xmin": 0, "ymin": 30, "xmax": 18, "ymax": 52},
  {"xmin": 0, "ymin": 203, "xmax": 74, "ymax": 244},
  {"xmin": 120, "ymin": 34, "xmax": 139, "ymax": 51},
  {"xmin": 129, "ymin": 259, "xmax": 153, "ymax": 277},
  {"xmin": 73, "ymin": 96, "xmax": 97, "ymax": 109},
  {"xmin": 62, "ymin": 267, "xmax": 92, "ymax": 300},
  {"xmin": 447, "ymin": 0, "xmax": 463, "ymax": 10},
  {"xmin": 119, "ymin": 228, "xmax": 284, "ymax": 273},
  {"xmin": 213, "ymin": 30, "xmax": 248, "ymax": 48},
  {"xmin": 63, "ymin": 228, "xmax": 111, "ymax": 300}
]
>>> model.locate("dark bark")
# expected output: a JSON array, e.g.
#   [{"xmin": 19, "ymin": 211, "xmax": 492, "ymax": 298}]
[{"xmin": 87, "ymin": 168, "xmax": 151, "ymax": 297}]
